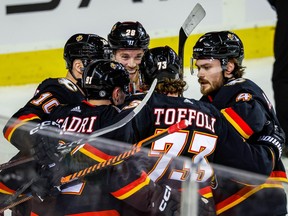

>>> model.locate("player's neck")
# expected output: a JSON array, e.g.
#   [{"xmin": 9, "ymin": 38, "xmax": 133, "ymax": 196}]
[{"xmin": 88, "ymin": 99, "xmax": 111, "ymax": 106}]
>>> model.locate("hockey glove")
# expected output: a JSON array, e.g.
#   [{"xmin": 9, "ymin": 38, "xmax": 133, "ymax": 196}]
[
  {"xmin": 198, "ymin": 195, "xmax": 216, "ymax": 216},
  {"xmin": 151, "ymin": 184, "xmax": 180, "ymax": 216},
  {"xmin": 30, "ymin": 162, "xmax": 64, "ymax": 199},
  {"xmin": 257, "ymin": 120, "xmax": 285, "ymax": 160},
  {"xmin": 30, "ymin": 121, "xmax": 66, "ymax": 166}
]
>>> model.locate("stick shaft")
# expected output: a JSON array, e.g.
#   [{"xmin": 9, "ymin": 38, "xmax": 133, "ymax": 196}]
[{"xmin": 61, "ymin": 119, "xmax": 189, "ymax": 184}]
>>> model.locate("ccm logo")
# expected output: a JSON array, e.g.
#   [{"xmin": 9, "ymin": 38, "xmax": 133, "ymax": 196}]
[{"xmin": 159, "ymin": 185, "xmax": 172, "ymax": 211}]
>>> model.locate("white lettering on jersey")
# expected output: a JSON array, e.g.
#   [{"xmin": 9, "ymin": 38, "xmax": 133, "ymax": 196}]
[
  {"xmin": 30, "ymin": 92, "xmax": 60, "ymax": 114},
  {"xmin": 58, "ymin": 116, "xmax": 97, "ymax": 133},
  {"xmin": 154, "ymin": 109, "xmax": 165, "ymax": 125},
  {"xmin": 154, "ymin": 108, "xmax": 216, "ymax": 133}
]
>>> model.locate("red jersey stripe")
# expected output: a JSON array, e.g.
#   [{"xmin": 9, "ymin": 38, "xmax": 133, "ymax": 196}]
[
  {"xmin": 4, "ymin": 114, "xmax": 40, "ymax": 141},
  {"xmin": 111, "ymin": 171, "xmax": 150, "ymax": 200},
  {"xmin": 221, "ymin": 107, "xmax": 254, "ymax": 139}
]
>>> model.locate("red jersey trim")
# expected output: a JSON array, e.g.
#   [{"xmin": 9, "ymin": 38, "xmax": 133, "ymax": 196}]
[
  {"xmin": 4, "ymin": 114, "xmax": 40, "ymax": 141},
  {"xmin": 269, "ymin": 171, "xmax": 288, "ymax": 183},
  {"xmin": 221, "ymin": 107, "xmax": 254, "ymax": 139},
  {"xmin": 0, "ymin": 182, "xmax": 15, "ymax": 195},
  {"xmin": 216, "ymin": 178, "xmax": 285, "ymax": 215},
  {"xmin": 78, "ymin": 143, "xmax": 114, "ymax": 162},
  {"xmin": 198, "ymin": 186, "xmax": 213, "ymax": 199},
  {"xmin": 111, "ymin": 171, "xmax": 150, "ymax": 200}
]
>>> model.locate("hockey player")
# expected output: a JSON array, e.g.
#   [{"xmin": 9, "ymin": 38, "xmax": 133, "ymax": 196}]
[
  {"xmin": 3, "ymin": 33, "xmax": 110, "ymax": 153},
  {"xmin": 108, "ymin": 21, "xmax": 150, "ymax": 94},
  {"xmin": 118, "ymin": 45, "xmax": 285, "ymax": 215},
  {"xmin": 29, "ymin": 60, "xmax": 180, "ymax": 216},
  {"xmin": 192, "ymin": 31, "xmax": 287, "ymax": 215},
  {"xmin": 26, "ymin": 47, "xmax": 283, "ymax": 216},
  {"xmin": 0, "ymin": 33, "xmax": 110, "ymax": 216}
]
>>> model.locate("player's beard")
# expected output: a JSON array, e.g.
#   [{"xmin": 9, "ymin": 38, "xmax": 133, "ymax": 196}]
[{"xmin": 199, "ymin": 77, "xmax": 224, "ymax": 96}]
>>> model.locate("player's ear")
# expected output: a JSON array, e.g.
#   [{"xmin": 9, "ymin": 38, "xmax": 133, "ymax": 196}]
[
  {"xmin": 112, "ymin": 87, "xmax": 120, "ymax": 104},
  {"xmin": 73, "ymin": 59, "xmax": 83, "ymax": 74},
  {"xmin": 224, "ymin": 60, "xmax": 235, "ymax": 79}
]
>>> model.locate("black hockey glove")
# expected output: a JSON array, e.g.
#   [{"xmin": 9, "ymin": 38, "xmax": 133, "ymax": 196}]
[
  {"xmin": 198, "ymin": 195, "xmax": 216, "ymax": 216},
  {"xmin": 151, "ymin": 184, "xmax": 180, "ymax": 216},
  {"xmin": 30, "ymin": 121, "xmax": 66, "ymax": 166},
  {"xmin": 257, "ymin": 120, "xmax": 285, "ymax": 160},
  {"xmin": 29, "ymin": 162, "xmax": 65, "ymax": 200},
  {"xmin": 30, "ymin": 153, "xmax": 85, "ymax": 199}
]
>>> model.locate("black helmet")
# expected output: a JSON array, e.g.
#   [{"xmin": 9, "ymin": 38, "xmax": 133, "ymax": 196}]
[
  {"xmin": 140, "ymin": 46, "xmax": 181, "ymax": 86},
  {"xmin": 108, "ymin": 21, "xmax": 150, "ymax": 50},
  {"xmin": 193, "ymin": 31, "xmax": 244, "ymax": 66},
  {"xmin": 64, "ymin": 33, "xmax": 111, "ymax": 71},
  {"xmin": 82, "ymin": 60, "xmax": 130, "ymax": 100}
]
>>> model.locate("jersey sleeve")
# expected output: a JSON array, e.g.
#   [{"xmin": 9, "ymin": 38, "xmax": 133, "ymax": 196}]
[
  {"xmin": 220, "ymin": 96, "xmax": 267, "ymax": 139},
  {"xmin": 3, "ymin": 78, "xmax": 84, "ymax": 152}
]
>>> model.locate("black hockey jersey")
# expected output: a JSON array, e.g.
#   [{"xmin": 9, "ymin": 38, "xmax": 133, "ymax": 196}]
[
  {"xmin": 29, "ymin": 100, "xmax": 160, "ymax": 216},
  {"xmin": 127, "ymin": 93, "xmax": 277, "ymax": 180},
  {"xmin": 200, "ymin": 78, "xmax": 287, "ymax": 216},
  {"xmin": 0, "ymin": 78, "xmax": 85, "ymax": 215},
  {"xmin": 3, "ymin": 78, "xmax": 84, "ymax": 152}
]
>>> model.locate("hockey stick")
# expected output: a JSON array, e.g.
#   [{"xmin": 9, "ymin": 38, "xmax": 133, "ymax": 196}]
[
  {"xmin": 178, "ymin": 3, "xmax": 206, "ymax": 80},
  {"xmin": 0, "ymin": 79, "xmax": 157, "ymax": 172},
  {"xmin": 0, "ymin": 156, "xmax": 34, "ymax": 171},
  {"xmin": 60, "ymin": 119, "xmax": 188, "ymax": 184},
  {"xmin": 56, "ymin": 78, "xmax": 157, "ymax": 153},
  {"xmin": 0, "ymin": 179, "xmax": 34, "ymax": 213},
  {"xmin": 0, "ymin": 119, "xmax": 188, "ymax": 212}
]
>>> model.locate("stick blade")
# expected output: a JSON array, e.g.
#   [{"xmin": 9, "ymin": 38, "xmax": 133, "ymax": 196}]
[{"xmin": 181, "ymin": 3, "xmax": 206, "ymax": 36}]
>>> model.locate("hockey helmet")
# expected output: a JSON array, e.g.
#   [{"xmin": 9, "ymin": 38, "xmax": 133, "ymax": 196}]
[
  {"xmin": 192, "ymin": 31, "xmax": 244, "ymax": 66},
  {"xmin": 82, "ymin": 60, "xmax": 130, "ymax": 100},
  {"xmin": 140, "ymin": 46, "xmax": 181, "ymax": 86},
  {"xmin": 108, "ymin": 21, "xmax": 150, "ymax": 50},
  {"xmin": 64, "ymin": 33, "xmax": 111, "ymax": 71}
]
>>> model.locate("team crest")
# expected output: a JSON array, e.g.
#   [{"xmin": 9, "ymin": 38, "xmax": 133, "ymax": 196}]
[
  {"xmin": 227, "ymin": 33, "xmax": 234, "ymax": 40},
  {"xmin": 236, "ymin": 93, "xmax": 252, "ymax": 102},
  {"xmin": 110, "ymin": 62, "xmax": 117, "ymax": 69},
  {"xmin": 76, "ymin": 35, "xmax": 83, "ymax": 42}
]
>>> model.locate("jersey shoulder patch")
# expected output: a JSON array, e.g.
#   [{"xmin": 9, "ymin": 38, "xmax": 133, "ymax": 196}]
[{"xmin": 235, "ymin": 92, "xmax": 253, "ymax": 102}]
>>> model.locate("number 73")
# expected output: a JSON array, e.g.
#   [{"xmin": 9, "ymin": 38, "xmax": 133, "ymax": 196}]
[{"xmin": 148, "ymin": 129, "xmax": 217, "ymax": 183}]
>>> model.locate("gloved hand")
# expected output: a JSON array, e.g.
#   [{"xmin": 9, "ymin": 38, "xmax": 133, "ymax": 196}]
[
  {"xmin": 30, "ymin": 121, "xmax": 66, "ymax": 166},
  {"xmin": 30, "ymin": 163, "xmax": 63, "ymax": 200},
  {"xmin": 32, "ymin": 153, "xmax": 91, "ymax": 193},
  {"xmin": 257, "ymin": 120, "xmax": 285, "ymax": 159},
  {"xmin": 198, "ymin": 195, "xmax": 216, "ymax": 216},
  {"xmin": 151, "ymin": 184, "xmax": 180, "ymax": 216}
]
